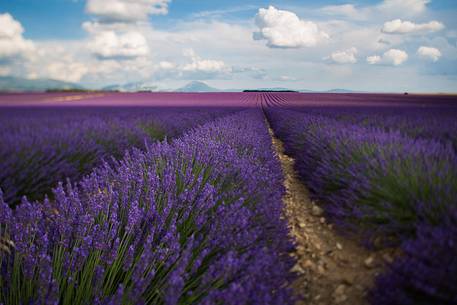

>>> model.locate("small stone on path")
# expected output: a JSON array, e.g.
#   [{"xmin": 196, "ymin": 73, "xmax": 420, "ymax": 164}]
[
  {"xmin": 364, "ymin": 256, "xmax": 376, "ymax": 268},
  {"xmin": 311, "ymin": 205, "xmax": 324, "ymax": 217}
]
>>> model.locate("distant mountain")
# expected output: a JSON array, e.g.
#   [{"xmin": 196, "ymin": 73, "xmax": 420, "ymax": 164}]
[
  {"xmin": 175, "ymin": 81, "xmax": 220, "ymax": 92},
  {"xmin": 103, "ymin": 82, "xmax": 163, "ymax": 92},
  {"xmin": 100, "ymin": 81, "xmax": 363, "ymax": 94},
  {"xmin": 0, "ymin": 76, "xmax": 83, "ymax": 92},
  {"xmin": 253, "ymin": 87, "xmax": 296, "ymax": 92},
  {"xmin": 102, "ymin": 81, "xmax": 220, "ymax": 92},
  {"xmin": 0, "ymin": 76, "xmax": 365, "ymax": 94}
]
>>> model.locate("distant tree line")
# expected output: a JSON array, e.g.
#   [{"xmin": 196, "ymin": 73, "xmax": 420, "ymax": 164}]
[{"xmin": 45, "ymin": 88, "xmax": 96, "ymax": 93}]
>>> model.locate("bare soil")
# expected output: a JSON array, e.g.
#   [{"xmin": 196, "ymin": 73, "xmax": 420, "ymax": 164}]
[{"xmin": 268, "ymin": 126, "xmax": 393, "ymax": 305}]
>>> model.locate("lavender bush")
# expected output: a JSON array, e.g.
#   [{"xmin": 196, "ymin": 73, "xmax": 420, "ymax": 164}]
[
  {"xmin": 264, "ymin": 106, "xmax": 457, "ymax": 305},
  {"xmin": 265, "ymin": 108, "xmax": 457, "ymax": 243},
  {"xmin": 0, "ymin": 107, "xmax": 232, "ymax": 205},
  {"xmin": 0, "ymin": 109, "xmax": 294, "ymax": 305},
  {"xmin": 294, "ymin": 106, "xmax": 457, "ymax": 151},
  {"xmin": 371, "ymin": 211, "xmax": 457, "ymax": 305}
]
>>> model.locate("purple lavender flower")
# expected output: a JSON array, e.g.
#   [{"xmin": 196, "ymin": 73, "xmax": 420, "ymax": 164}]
[
  {"xmin": 371, "ymin": 211, "xmax": 457, "ymax": 305},
  {"xmin": 0, "ymin": 109, "xmax": 294, "ymax": 305},
  {"xmin": 0, "ymin": 107, "xmax": 234, "ymax": 206}
]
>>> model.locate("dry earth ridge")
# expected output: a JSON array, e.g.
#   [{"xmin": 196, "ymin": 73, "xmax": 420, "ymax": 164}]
[{"xmin": 266, "ymin": 122, "xmax": 395, "ymax": 305}]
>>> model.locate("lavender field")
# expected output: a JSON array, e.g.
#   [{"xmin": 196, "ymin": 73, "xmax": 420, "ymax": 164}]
[{"xmin": 0, "ymin": 92, "xmax": 456, "ymax": 305}]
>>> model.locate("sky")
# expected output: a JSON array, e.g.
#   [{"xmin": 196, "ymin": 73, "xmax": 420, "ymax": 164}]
[{"xmin": 0, "ymin": 0, "xmax": 457, "ymax": 92}]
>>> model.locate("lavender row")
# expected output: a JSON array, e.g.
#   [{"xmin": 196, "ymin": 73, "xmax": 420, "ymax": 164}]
[
  {"xmin": 265, "ymin": 108, "xmax": 457, "ymax": 304},
  {"xmin": 371, "ymin": 211, "xmax": 457, "ymax": 305},
  {"xmin": 0, "ymin": 107, "xmax": 234, "ymax": 205},
  {"xmin": 0, "ymin": 109, "xmax": 294, "ymax": 305},
  {"xmin": 290, "ymin": 106, "xmax": 457, "ymax": 151},
  {"xmin": 265, "ymin": 108, "xmax": 457, "ymax": 241}
]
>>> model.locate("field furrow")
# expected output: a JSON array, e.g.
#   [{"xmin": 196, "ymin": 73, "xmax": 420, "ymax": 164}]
[{"xmin": 1, "ymin": 92, "xmax": 456, "ymax": 305}]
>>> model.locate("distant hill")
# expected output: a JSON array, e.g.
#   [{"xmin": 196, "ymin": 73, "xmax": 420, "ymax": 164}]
[
  {"xmin": 175, "ymin": 81, "xmax": 220, "ymax": 92},
  {"xmin": 103, "ymin": 82, "xmax": 162, "ymax": 92},
  {"xmin": 252, "ymin": 87, "xmax": 296, "ymax": 92},
  {"xmin": 0, "ymin": 76, "xmax": 83, "ymax": 92},
  {"xmin": 101, "ymin": 82, "xmax": 363, "ymax": 93},
  {"xmin": 0, "ymin": 76, "xmax": 365, "ymax": 94},
  {"xmin": 103, "ymin": 81, "xmax": 220, "ymax": 92}
]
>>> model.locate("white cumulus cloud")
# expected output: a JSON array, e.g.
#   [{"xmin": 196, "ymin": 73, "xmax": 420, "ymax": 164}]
[
  {"xmin": 277, "ymin": 75, "xmax": 297, "ymax": 81},
  {"xmin": 158, "ymin": 61, "xmax": 177, "ymax": 70},
  {"xmin": 321, "ymin": 0, "xmax": 431, "ymax": 22},
  {"xmin": 153, "ymin": 49, "xmax": 233, "ymax": 80},
  {"xmin": 367, "ymin": 49, "xmax": 408, "ymax": 66},
  {"xmin": 182, "ymin": 49, "xmax": 231, "ymax": 74},
  {"xmin": 86, "ymin": 0, "xmax": 170, "ymax": 22},
  {"xmin": 366, "ymin": 55, "xmax": 382, "ymax": 64},
  {"xmin": 382, "ymin": 19, "xmax": 445, "ymax": 34},
  {"xmin": 417, "ymin": 46, "xmax": 442, "ymax": 62},
  {"xmin": 321, "ymin": 4, "xmax": 365, "ymax": 20},
  {"xmin": 0, "ymin": 13, "xmax": 35, "ymax": 59},
  {"xmin": 45, "ymin": 61, "xmax": 89, "ymax": 83},
  {"xmin": 378, "ymin": 0, "xmax": 430, "ymax": 16},
  {"xmin": 253, "ymin": 6, "xmax": 329, "ymax": 48},
  {"xmin": 329, "ymin": 47, "xmax": 358, "ymax": 64},
  {"xmin": 384, "ymin": 49, "xmax": 409, "ymax": 65},
  {"xmin": 89, "ymin": 31, "xmax": 149, "ymax": 59}
]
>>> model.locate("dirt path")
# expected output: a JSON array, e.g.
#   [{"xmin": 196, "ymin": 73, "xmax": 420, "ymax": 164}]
[{"xmin": 267, "ymin": 126, "xmax": 391, "ymax": 305}]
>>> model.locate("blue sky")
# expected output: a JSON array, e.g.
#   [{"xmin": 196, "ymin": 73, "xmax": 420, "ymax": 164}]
[
  {"xmin": 1, "ymin": 0, "xmax": 457, "ymax": 91},
  {"xmin": 3, "ymin": 0, "xmax": 457, "ymax": 39}
]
